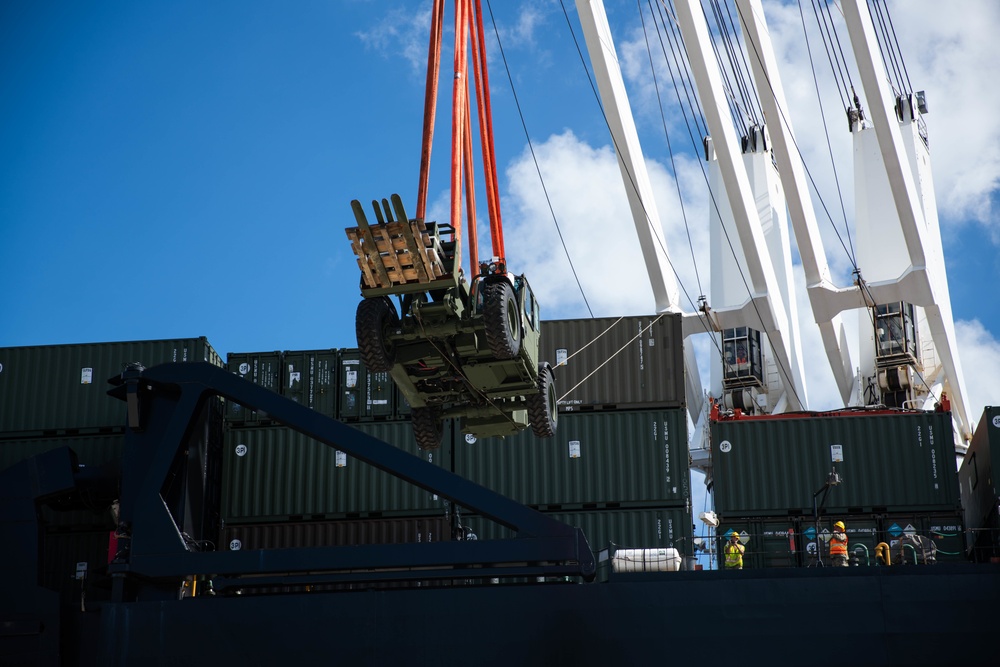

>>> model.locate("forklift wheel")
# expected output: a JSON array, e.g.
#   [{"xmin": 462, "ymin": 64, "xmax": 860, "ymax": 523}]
[
  {"xmin": 411, "ymin": 406, "xmax": 443, "ymax": 450},
  {"xmin": 356, "ymin": 297, "xmax": 399, "ymax": 372},
  {"xmin": 483, "ymin": 281, "xmax": 521, "ymax": 359},
  {"xmin": 527, "ymin": 363, "xmax": 557, "ymax": 438}
]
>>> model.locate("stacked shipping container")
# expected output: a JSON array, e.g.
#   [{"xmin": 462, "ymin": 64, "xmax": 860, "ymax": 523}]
[
  {"xmin": 221, "ymin": 315, "xmax": 694, "ymax": 567},
  {"xmin": 454, "ymin": 315, "xmax": 693, "ymax": 562},
  {"xmin": 0, "ymin": 317, "xmax": 692, "ymax": 581},
  {"xmin": 710, "ymin": 409, "xmax": 965, "ymax": 568},
  {"xmin": 0, "ymin": 337, "xmax": 224, "ymax": 603},
  {"xmin": 959, "ymin": 406, "xmax": 1000, "ymax": 561},
  {"xmin": 220, "ymin": 348, "xmax": 451, "ymax": 560}
]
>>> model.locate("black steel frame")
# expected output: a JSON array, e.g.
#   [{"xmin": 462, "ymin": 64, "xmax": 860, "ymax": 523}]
[{"xmin": 107, "ymin": 362, "xmax": 594, "ymax": 599}]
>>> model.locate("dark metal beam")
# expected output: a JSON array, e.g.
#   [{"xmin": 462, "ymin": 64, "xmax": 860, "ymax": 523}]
[{"xmin": 109, "ymin": 362, "xmax": 595, "ymax": 587}]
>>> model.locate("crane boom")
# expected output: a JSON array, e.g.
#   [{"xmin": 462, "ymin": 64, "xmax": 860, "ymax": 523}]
[
  {"xmin": 735, "ymin": 0, "xmax": 856, "ymax": 405},
  {"xmin": 573, "ymin": 0, "xmax": 708, "ymax": 428},
  {"xmin": 840, "ymin": 0, "xmax": 972, "ymax": 444},
  {"xmin": 673, "ymin": 0, "xmax": 808, "ymax": 410}
]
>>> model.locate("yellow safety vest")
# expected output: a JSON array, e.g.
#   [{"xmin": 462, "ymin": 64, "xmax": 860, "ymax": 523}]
[{"xmin": 724, "ymin": 541, "xmax": 744, "ymax": 568}]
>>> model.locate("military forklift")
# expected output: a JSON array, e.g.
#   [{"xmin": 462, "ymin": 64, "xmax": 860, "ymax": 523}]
[{"xmin": 345, "ymin": 0, "xmax": 556, "ymax": 450}]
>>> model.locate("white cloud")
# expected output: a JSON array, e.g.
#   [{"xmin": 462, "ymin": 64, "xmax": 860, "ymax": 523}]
[
  {"xmin": 500, "ymin": 130, "xmax": 715, "ymax": 320},
  {"xmin": 612, "ymin": 0, "xmax": 1000, "ymax": 279},
  {"xmin": 955, "ymin": 319, "xmax": 1000, "ymax": 424},
  {"xmin": 507, "ymin": 6, "xmax": 547, "ymax": 48},
  {"xmin": 355, "ymin": 6, "xmax": 434, "ymax": 72},
  {"xmin": 761, "ymin": 0, "xmax": 1000, "ymax": 238},
  {"xmin": 882, "ymin": 0, "xmax": 1000, "ymax": 228},
  {"xmin": 496, "ymin": 115, "xmax": 994, "ymax": 422}
]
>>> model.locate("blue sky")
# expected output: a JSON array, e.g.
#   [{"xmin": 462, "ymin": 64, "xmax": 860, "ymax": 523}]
[{"xmin": 2, "ymin": 0, "xmax": 998, "ymax": 429}]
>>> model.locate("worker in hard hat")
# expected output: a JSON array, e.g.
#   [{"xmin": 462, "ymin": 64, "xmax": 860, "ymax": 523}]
[
  {"xmin": 724, "ymin": 532, "xmax": 745, "ymax": 570},
  {"xmin": 829, "ymin": 520, "xmax": 849, "ymax": 567}
]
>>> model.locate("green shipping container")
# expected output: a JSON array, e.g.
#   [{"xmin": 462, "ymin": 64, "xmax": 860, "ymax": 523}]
[
  {"xmin": 719, "ymin": 512, "xmax": 964, "ymax": 569},
  {"xmin": 337, "ymin": 350, "xmax": 394, "ymax": 420},
  {"xmin": 959, "ymin": 406, "xmax": 1000, "ymax": 559},
  {"xmin": 221, "ymin": 421, "xmax": 453, "ymax": 521},
  {"xmin": 456, "ymin": 409, "xmax": 689, "ymax": 508},
  {"xmin": 226, "ymin": 351, "xmax": 282, "ymax": 423},
  {"xmin": 878, "ymin": 512, "xmax": 966, "ymax": 565},
  {"xmin": 796, "ymin": 516, "xmax": 881, "ymax": 567},
  {"xmin": 222, "ymin": 516, "xmax": 450, "ymax": 551},
  {"xmin": 717, "ymin": 518, "xmax": 819, "ymax": 569},
  {"xmin": 0, "ymin": 338, "xmax": 221, "ymax": 435},
  {"xmin": 463, "ymin": 506, "xmax": 693, "ymax": 556},
  {"xmin": 720, "ymin": 516, "xmax": 880, "ymax": 569},
  {"xmin": 282, "ymin": 349, "xmax": 339, "ymax": 417},
  {"xmin": 711, "ymin": 411, "xmax": 960, "ymax": 516},
  {"xmin": 542, "ymin": 315, "xmax": 685, "ymax": 411}
]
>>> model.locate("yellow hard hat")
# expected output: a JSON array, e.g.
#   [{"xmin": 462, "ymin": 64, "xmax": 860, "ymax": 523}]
[{"xmin": 834, "ymin": 521, "xmax": 845, "ymax": 530}]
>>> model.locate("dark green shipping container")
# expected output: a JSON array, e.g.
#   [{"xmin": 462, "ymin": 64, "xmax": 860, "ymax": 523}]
[
  {"xmin": 711, "ymin": 411, "xmax": 960, "ymax": 516},
  {"xmin": 542, "ymin": 315, "xmax": 685, "ymax": 411},
  {"xmin": 337, "ymin": 350, "xmax": 395, "ymax": 420},
  {"xmin": 457, "ymin": 409, "xmax": 689, "ymax": 507},
  {"xmin": 226, "ymin": 351, "xmax": 282, "ymax": 423},
  {"xmin": 282, "ymin": 349, "xmax": 339, "ymax": 417},
  {"xmin": 0, "ymin": 338, "xmax": 221, "ymax": 435},
  {"xmin": 221, "ymin": 516, "xmax": 450, "ymax": 551},
  {"xmin": 959, "ymin": 406, "xmax": 1000, "ymax": 560},
  {"xmin": 719, "ymin": 512, "xmax": 965, "ymax": 569},
  {"xmin": 463, "ymin": 506, "xmax": 692, "ymax": 556},
  {"xmin": 0, "ymin": 433, "xmax": 122, "ymax": 473},
  {"xmin": 719, "ymin": 516, "xmax": 879, "ymax": 569},
  {"xmin": 221, "ymin": 421, "xmax": 453, "ymax": 521}
]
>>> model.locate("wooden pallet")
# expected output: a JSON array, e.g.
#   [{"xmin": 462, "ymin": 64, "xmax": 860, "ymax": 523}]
[{"xmin": 346, "ymin": 198, "xmax": 448, "ymax": 290}]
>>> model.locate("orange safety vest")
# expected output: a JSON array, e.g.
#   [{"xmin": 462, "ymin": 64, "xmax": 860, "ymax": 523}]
[
  {"xmin": 829, "ymin": 532, "xmax": 848, "ymax": 557},
  {"xmin": 724, "ymin": 541, "xmax": 744, "ymax": 568}
]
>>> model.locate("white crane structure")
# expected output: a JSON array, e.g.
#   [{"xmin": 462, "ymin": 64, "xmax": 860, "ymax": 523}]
[{"xmin": 573, "ymin": 0, "xmax": 973, "ymax": 471}]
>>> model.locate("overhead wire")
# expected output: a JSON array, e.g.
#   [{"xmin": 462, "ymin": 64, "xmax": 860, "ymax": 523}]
[
  {"xmin": 722, "ymin": 0, "xmax": 765, "ymax": 124},
  {"xmin": 810, "ymin": 0, "xmax": 851, "ymax": 110},
  {"xmin": 553, "ymin": 0, "xmax": 723, "ymax": 343},
  {"xmin": 484, "ymin": 0, "xmax": 595, "ymax": 318},
  {"xmin": 521, "ymin": 0, "xmax": 752, "ymax": 399},
  {"xmin": 640, "ymin": 0, "xmax": 704, "ymax": 299},
  {"xmin": 868, "ymin": 0, "xmax": 905, "ymax": 96},
  {"xmin": 869, "ymin": 0, "xmax": 901, "ymax": 95},
  {"xmin": 822, "ymin": 0, "xmax": 858, "ymax": 100},
  {"xmin": 704, "ymin": 0, "xmax": 753, "ymax": 134},
  {"xmin": 652, "ymin": 0, "xmax": 807, "ymax": 408},
  {"xmin": 649, "ymin": 0, "xmax": 773, "ymax": 381},
  {"xmin": 791, "ymin": 0, "xmax": 858, "ymax": 268},
  {"xmin": 488, "ymin": 2, "xmax": 712, "ymax": 396},
  {"xmin": 709, "ymin": 0, "xmax": 760, "ymax": 130},
  {"xmin": 878, "ymin": 0, "xmax": 913, "ymax": 93},
  {"xmin": 797, "ymin": 1, "xmax": 935, "ymax": 404},
  {"xmin": 558, "ymin": 314, "xmax": 668, "ymax": 401}
]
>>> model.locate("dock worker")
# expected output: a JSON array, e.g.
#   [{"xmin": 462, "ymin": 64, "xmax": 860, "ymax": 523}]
[
  {"xmin": 830, "ymin": 521, "xmax": 849, "ymax": 567},
  {"xmin": 724, "ymin": 532, "xmax": 745, "ymax": 570}
]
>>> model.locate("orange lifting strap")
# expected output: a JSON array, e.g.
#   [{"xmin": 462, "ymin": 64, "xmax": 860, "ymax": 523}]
[{"xmin": 415, "ymin": 0, "xmax": 505, "ymax": 278}]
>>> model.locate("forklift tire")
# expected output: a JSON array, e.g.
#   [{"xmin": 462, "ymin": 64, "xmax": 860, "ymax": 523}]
[
  {"xmin": 484, "ymin": 281, "xmax": 521, "ymax": 359},
  {"xmin": 411, "ymin": 406, "xmax": 443, "ymax": 450},
  {"xmin": 527, "ymin": 363, "xmax": 557, "ymax": 438},
  {"xmin": 356, "ymin": 297, "xmax": 399, "ymax": 372}
]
